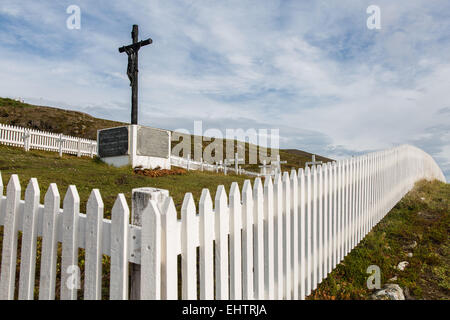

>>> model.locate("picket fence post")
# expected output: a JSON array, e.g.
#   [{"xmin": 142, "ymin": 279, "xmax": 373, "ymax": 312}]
[
  {"xmin": 18, "ymin": 178, "xmax": 40, "ymax": 300},
  {"xmin": 60, "ymin": 185, "xmax": 80, "ymax": 300},
  {"xmin": 110, "ymin": 194, "xmax": 130, "ymax": 300},
  {"xmin": 130, "ymin": 187, "xmax": 169, "ymax": 300},
  {"xmin": 0, "ymin": 175, "xmax": 21, "ymax": 300},
  {"xmin": 199, "ymin": 189, "xmax": 214, "ymax": 299}
]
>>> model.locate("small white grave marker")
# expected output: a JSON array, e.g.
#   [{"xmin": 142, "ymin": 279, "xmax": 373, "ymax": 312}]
[{"xmin": 305, "ymin": 154, "xmax": 323, "ymax": 167}]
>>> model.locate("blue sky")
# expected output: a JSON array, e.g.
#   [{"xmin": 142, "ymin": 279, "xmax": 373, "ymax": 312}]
[{"xmin": 0, "ymin": 0, "xmax": 449, "ymax": 180}]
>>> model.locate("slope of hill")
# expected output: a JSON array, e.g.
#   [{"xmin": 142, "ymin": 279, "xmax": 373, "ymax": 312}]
[
  {"xmin": 0, "ymin": 97, "xmax": 333, "ymax": 170},
  {"xmin": 310, "ymin": 179, "xmax": 449, "ymax": 300},
  {"xmin": 0, "ymin": 97, "xmax": 124, "ymax": 139}
]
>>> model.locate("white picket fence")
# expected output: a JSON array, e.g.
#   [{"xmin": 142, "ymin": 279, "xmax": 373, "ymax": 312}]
[
  {"xmin": 0, "ymin": 144, "xmax": 445, "ymax": 300},
  {"xmin": 0, "ymin": 123, "xmax": 97, "ymax": 157},
  {"xmin": 170, "ymin": 155, "xmax": 261, "ymax": 177}
]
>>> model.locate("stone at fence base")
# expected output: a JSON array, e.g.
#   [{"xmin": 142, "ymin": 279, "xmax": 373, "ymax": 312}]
[
  {"xmin": 371, "ymin": 284, "xmax": 405, "ymax": 300},
  {"xmin": 405, "ymin": 240, "xmax": 417, "ymax": 249},
  {"xmin": 396, "ymin": 261, "xmax": 409, "ymax": 271},
  {"xmin": 388, "ymin": 276, "xmax": 398, "ymax": 282}
]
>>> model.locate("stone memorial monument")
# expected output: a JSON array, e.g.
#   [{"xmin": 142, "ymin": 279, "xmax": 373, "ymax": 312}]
[
  {"xmin": 97, "ymin": 25, "xmax": 171, "ymax": 170},
  {"xmin": 98, "ymin": 125, "xmax": 171, "ymax": 169}
]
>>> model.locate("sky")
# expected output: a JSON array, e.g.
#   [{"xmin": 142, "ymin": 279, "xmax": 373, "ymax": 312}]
[{"xmin": 0, "ymin": 0, "xmax": 449, "ymax": 180}]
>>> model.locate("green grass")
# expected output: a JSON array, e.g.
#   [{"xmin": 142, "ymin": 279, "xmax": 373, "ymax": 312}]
[
  {"xmin": 309, "ymin": 179, "xmax": 450, "ymax": 300},
  {"xmin": 0, "ymin": 144, "xmax": 254, "ymax": 218}
]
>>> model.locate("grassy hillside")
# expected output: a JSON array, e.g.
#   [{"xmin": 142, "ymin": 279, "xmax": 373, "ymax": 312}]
[
  {"xmin": 310, "ymin": 179, "xmax": 449, "ymax": 300},
  {"xmin": 0, "ymin": 97, "xmax": 333, "ymax": 172},
  {"xmin": 0, "ymin": 97, "xmax": 124, "ymax": 139}
]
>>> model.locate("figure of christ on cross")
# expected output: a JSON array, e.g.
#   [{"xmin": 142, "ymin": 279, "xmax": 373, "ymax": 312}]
[{"xmin": 119, "ymin": 25, "xmax": 152, "ymax": 125}]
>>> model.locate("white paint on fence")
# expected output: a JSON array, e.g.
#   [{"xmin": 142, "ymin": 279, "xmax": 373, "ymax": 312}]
[
  {"xmin": 61, "ymin": 185, "xmax": 80, "ymax": 300},
  {"xmin": 199, "ymin": 189, "xmax": 214, "ymax": 300},
  {"xmin": 215, "ymin": 185, "xmax": 229, "ymax": 300},
  {"xmin": 110, "ymin": 194, "xmax": 129, "ymax": 300},
  {"xmin": 84, "ymin": 189, "xmax": 104, "ymax": 300},
  {"xmin": 0, "ymin": 144, "xmax": 445, "ymax": 300},
  {"xmin": 39, "ymin": 183, "xmax": 60, "ymax": 300},
  {"xmin": 18, "ymin": 178, "xmax": 40, "ymax": 300},
  {"xmin": 230, "ymin": 182, "xmax": 243, "ymax": 299},
  {"xmin": 0, "ymin": 123, "xmax": 97, "ymax": 157},
  {"xmin": 0, "ymin": 175, "xmax": 21, "ymax": 300}
]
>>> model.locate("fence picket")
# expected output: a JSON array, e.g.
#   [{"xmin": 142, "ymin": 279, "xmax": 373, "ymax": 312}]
[
  {"xmin": 241, "ymin": 180, "xmax": 254, "ymax": 300},
  {"xmin": 140, "ymin": 199, "xmax": 161, "ymax": 299},
  {"xmin": 273, "ymin": 174, "xmax": 283, "ymax": 300},
  {"xmin": 282, "ymin": 172, "xmax": 291, "ymax": 299},
  {"xmin": 263, "ymin": 177, "xmax": 274, "ymax": 299},
  {"xmin": 323, "ymin": 164, "xmax": 329, "ymax": 277},
  {"xmin": 311, "ymin": 166, "xmax": 318, "ymax": 290},
  {"xmin": 253, "ymin": 178, "xmax": 265, "ymax": 300},
  {"xmin": 332, "ymin": 162, "xmax": 337, "ymax": 269},
  {"xmin": 0, "ymin": 175, "xmax": 21, "ymax": 300},
  {"xmin": 84, "ymin": 189, "xmax": 104, "ymax": 300},
  {"xmin": 39, "ymin": 183, "xmax": 60, "ymax": 300},
  {"xmin": 61, "ymin": 185, "xmax": 80, "ymax": 300},
  {"xmin": 290, "ymin": 170, "xmax": 299, "ymax": 299},
  {"xmin": 181, "ymin": 193, "xmax": 197, "ymax": 299},
  {"xmin": 230, "ymin": 183, "xmax": 243, "ymax": 300},
  {"xmin": 18, "ymin": 178, "xmax": 40, "ymax": 300},
  {"xmin": 215, "ymin": 186, "xmax": 229, "ymax": 300},
  {"xmin": 318, "ymin": 165, "xmax": 323, "ymax": 283},
  {"xmin": 160, "ymin": 197, "xmax": 178, "ymax": 300},
  {"xmin": 298, "ymin": 169, "xmax": 306, "ymax": 300},
  {"xmin": 199, "ymin": 189, "xmax": 214, "ymax": 300},
  {"xmin": 305, "ymin": 167, "xmax": 312, "ymax": 296},
  {"xmin": 110, "ymin": 194, "xmax": 130, "ymax": 300}
]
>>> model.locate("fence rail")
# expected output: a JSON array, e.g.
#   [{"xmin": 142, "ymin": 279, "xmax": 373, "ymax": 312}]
[
  {"xmin": 170, "ymin": 155, "xmax": 261, "ymax": 177},
  {"xmin": 0, "ymin": 144, "xmax": 445, "ymax": 300},
  {"xmin": 0, "ymin": 123, "xmax": 97, "ymax": 157}
]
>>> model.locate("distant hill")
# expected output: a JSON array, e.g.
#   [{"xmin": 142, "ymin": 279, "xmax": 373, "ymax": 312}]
[
  {"xmin": 0, "ymin": 97, "xmax": 124, "ymax": 139},
  {"xmin": 0, "ymin": 97, "xmax": 333, "ymax": 170}
]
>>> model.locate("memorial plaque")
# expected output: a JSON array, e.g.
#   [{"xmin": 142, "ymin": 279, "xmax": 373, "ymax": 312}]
[
  {"xmin": 98, "ymin": 126, "xmax": 129, "ymax": 158},
  {"xmin": 136, "ymin": 126, "xmax": 170, "ymax": 158}
]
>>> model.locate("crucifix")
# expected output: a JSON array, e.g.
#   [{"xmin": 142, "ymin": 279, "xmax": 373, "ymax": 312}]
[
  {"xmin": 119, "ymin": 25, "xmax": 152, "ymax": 125},
  {"xmin": 305, "ymin": 154, "xmax": 323, "ymax": 167}
]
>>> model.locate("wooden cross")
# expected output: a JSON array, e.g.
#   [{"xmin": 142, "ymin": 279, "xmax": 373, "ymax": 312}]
[
  {"xmin": 22, "ymin": 129, "xmax": 31, "ymax": 152},
  {"xmin": 226, "ymin": 153, "xmax": 245, "ymax": 174},
  {"xmin": 57, "ymin": 133, "xmax": 66, "ymax": 157},
  {"xmin": 223, "ymin": 159, "xmax": 234, "ymax": 175},
  {"xmin": 259, "ymin": 160, "xmax": 273, "ymax": 176},
  {"xmin": 305, "ymin": 154, "xmax": 323, "ymax": 168},
  {"xmin": 271, "ymin": 155, "xmax": 287, "ymax": 175},
  {"xmin": 119, "ymin": 25, "xmax": 152, "ymax": 125}
]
